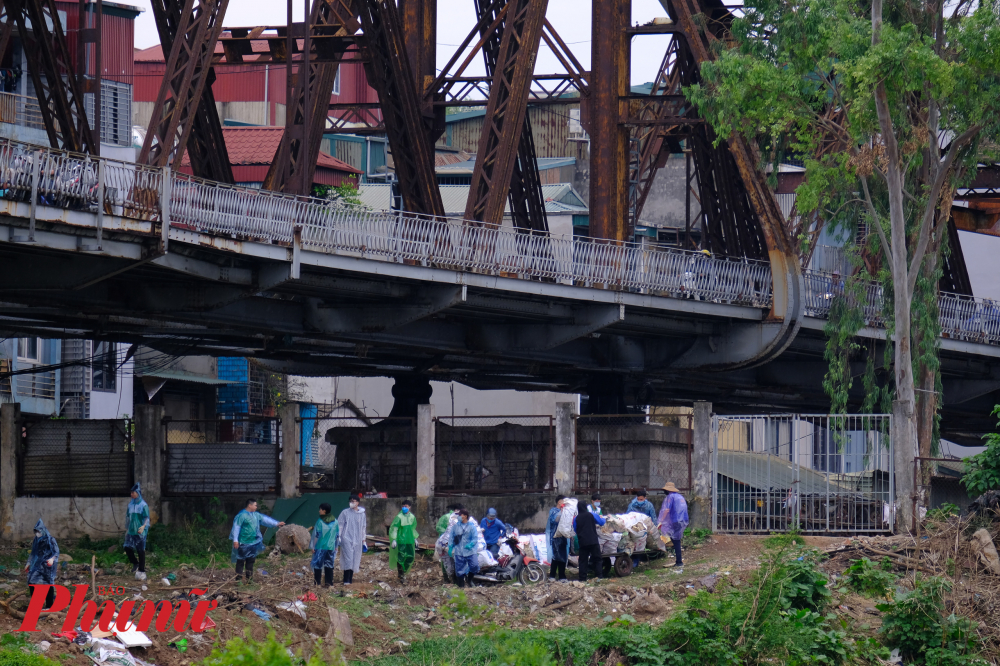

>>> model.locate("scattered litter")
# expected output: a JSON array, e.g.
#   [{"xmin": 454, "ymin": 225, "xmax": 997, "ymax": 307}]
[
  {"xmin": 298, "ymin": 591, "xmax": 318, "ymax": 602},
  {"xmin": 295, "ymin": 572, "xmax": 304, "ymax": 577},
  {"xmin": 140, "ymin": 586, "xmax": 147, "ymax": 591},
  {"xmin": 388, "ymin": 619, "xmax": 395, "ymax": 625},
  {"xmin": 160, "ymin": 578, "xmax": 170, "ymax": 586},
  {"xmin": 412, "ymin": 620, "xmax": 431, "ymax": 630},
  {"xmin": 192, "ymin": 615, "xmax": 217, "ymax": 632},
  {"xmin": 259, "ymin": 569, "xmax": 268, "ymax": 577},
  {"xmin": 51, "ymin": 630, "xmax": 78, "ymax": 642},
  {"xmin": 165, "ymin": 573, "xmax": 177, "ymax": 582},
  {"xmin": 168, "ymin": 638, "xmax": 188, "ymax": 653},
  {"xmin": 86, "ymin": 647, "xmax": 136, "ymax": 666},
  {"xmin": 114, "ymin": 628, "xmax": 152, "ymax": 648},
  {"xmin": 378, "ymin": 582, "xmax": 392, "ymax": 591},
  {"xmin": 37, "ymin": 641, "xmax": 51, "ymax": 652},
  {"xmin": 252, "ymin": 608, "xmax": 273, "ymax": 622},
  {"xmin": 277, "ymin": 600, "xmax": 308, "ymax": 620}
]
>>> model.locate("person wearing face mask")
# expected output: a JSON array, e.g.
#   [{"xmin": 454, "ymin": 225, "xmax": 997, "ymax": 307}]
[
  {"xmin": 123, "ymin": 483, "xmax": 150, "ymax": 581},
  {"xmin": 436, "ymin": 504, "xmax": 462, "ymax": 583},
  {"xmin": 448, "ymin": 509, "xmax": 480, "ymax": 588},
  {"xmin": 25, "ymin": 519, "xmax": 59, "ymax": 609},
  {"xmin": 545, "ymin": 496, "xmax": 569, "ymax": 582},
  {"xmin": 310, "ymin": 503, "xmax": 338, "ymax": 588},
  {"xmin": 389, "ymin": 500, "xmax": 418, "ymax": 583},
  {"xmin": 337, "ymin": 495, "xmax": 367, "ymax": 585},
  {"xmin": 479, "ymin": 508, "xmax": 508, "ymax": 559},
  {"xmin": 588, "ymin": 493, "xmax": 603, "ymax": 516},
  {"xmin": 230, "ymin": 498, "xmax": 285, "ymax": 583}
]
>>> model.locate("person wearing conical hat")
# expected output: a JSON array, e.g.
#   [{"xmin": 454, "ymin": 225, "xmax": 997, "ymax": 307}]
[{"xmin": 657, "ymin": 482, "xmax": 689, "ymax": 567}]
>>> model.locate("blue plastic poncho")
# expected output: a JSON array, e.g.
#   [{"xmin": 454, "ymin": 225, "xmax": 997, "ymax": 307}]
[
  {"xmin": 657, "ymin": 493, "xmax": 689, "ymax": 540},
  {"xmin": 449, "ymin": 518, "xmax": 480, "ymax": 577},
  {"xmin": 123, "ymin": 483, "xmax": 150, "ymax": 550},
  {"xmin": 627, "ymin": 498, "xmax": 658, "ymax": 522},
  {"xmin": 545, "ymin": 506, "xmax": 568, "ymax": 564},
  {"xmin": 479, "ymin": 514, "xmax": 507, "ymax": 545},
  {"xmin": 229, "ymin": 508, "xmax": 280, "ymax": 563},
  {"xmin": 310, "ymin": 516, "xmax": 339, "ymax": 570},
  {"xmin": 28, "ymin": 519, "xmax": 59, "ymax": 585}
]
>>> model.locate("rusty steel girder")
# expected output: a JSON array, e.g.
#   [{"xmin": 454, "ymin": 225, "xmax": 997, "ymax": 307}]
[
  {"xmin": 264, "ymin": 0, "xmax": 356, "ymax": 194},
  {"xmin": 358, "ymin": 0, "xmax": 443, "ymax": 217},
  {"xmin": 139, "ymin": 0, "xmax": 230, "ymax": 176},
  {"xmin": 7, "ymin": 0, "xmax": 98, "ymax": 154},
  {"xmin": 466, "ymin": 0, "xmax": 547, "ymax": 232},
  {"xmin": 464, "ymin": 0, "xmax": 548, "ymax": 229}
]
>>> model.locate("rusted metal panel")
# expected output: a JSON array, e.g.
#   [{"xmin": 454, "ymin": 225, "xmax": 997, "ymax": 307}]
[
  {"xmin": 333, "ymin": 138, "xmax": 362, "ymax": 168},
  {"xmin": 588, "ymin": 0, "xmax": 630, "ymax": 241},
  {"xmin": 440, "ymin": 105, "xmax": 579, "ymax": 157}
]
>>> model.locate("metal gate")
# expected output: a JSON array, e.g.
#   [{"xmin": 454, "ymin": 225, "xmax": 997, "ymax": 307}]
[
  {"xmin": 712, "ymin": 414, "xmax": 893, "ymax": 534},
  {"xmin": 20, "ymin": 419, "xmax": 133, "ymax": 496},
  {"xmin": 435, "ymin": 416, "xmax": 553, "ymax": 494},
  {"xmin": 164, "ymin": 418, "xmax": 280, "ymax": 495}
]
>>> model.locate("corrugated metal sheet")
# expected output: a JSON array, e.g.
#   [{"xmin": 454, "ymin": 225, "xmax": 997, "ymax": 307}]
[
  {"xmin": 57, "ymin": 3, "xmax": 136, "ymax": 84},
  {"xmin": 717, "ymin": 451, "xmax": 848, "ymax": 494},
  {"xmin": 21, "ymin": 419, "xmax": 132, "ymax": 495},
  {"xmin": 333, "ymin": 139, "xmax": 362, "ymax": 170},
  {"xmin": 439, "ymin": 105, "xmax": 579, "ymax": 158},
  {"xmin": 166, "ymin": 443, "xmax": 278, "ymax": 495}
]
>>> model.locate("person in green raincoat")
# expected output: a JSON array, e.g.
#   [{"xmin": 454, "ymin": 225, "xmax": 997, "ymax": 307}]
[
  {"xmin": 230, "ymin": 498, "xmax": 284, "ymax": 582},
  {"xmin": 389, "ymin": 499, "xmax": 418, "ymax": 583},
  {"xmin": 310, "ymin": 503, "xmax": 339, "ymax": 587}
]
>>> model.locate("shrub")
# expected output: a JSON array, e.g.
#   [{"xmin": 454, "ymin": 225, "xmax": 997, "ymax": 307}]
[
  {"xmin": 877, "ymin": 577, "xmax": 988, "ymax": 665},
  {"xmin": 199, "ymin": 633, "xmax": 343, "ymax": 666},
  {"xmin": 843, "ymin": 557, "xmax": 896, "ymax": 599},
  {"xmin": 0, "ymin": 634, "xmax": 60, "ymax": 666},
  {"xmin": 962, "ymin": 405, "xmax": 1000, "ymax": 496}
]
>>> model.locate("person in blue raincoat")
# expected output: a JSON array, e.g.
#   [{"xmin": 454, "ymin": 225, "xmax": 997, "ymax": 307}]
[
  {"xmin": 230, "ymin": 498, "xmax": 284, "ymax": 582},
  {"xmin": 627, "ymin": 490, "xmax": 657, "ymax": 522},
  {"xmin": 310, "ymin": 503, "xmax": 339, "ymax": 587},
  {"xmin": 546, "ymin": 496, "xmax": 569, "ymax": 582},
  {"xmin": 123, "ymin": 483, "xmax": 150, "ymax": 581},
  {"xmin": 448, "ymin": 509, "xmax": 480, "ymax": 588},
  {"xmin": 24, "ymin": 519, "xmax": 59, "ymax": 609},
  {"xmin": 479, "ymin": 508, "xmax": 508, "ymax": 559},
  {"xmin": 657, "ymin": 482, "xmax": 689, "ymax": 567}
]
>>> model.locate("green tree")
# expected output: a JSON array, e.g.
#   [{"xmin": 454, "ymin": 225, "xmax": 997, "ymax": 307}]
[
  {"xmin": 962, "ymin": 405, "xmax": 1000, "ymax": 496},
  {"xmin": 314, "ymin": 175, "xmax": 364, "ymax": 208},
  {"xmin": 687, "ymin": 0, "xmax": 1000, "ymax": 526}
]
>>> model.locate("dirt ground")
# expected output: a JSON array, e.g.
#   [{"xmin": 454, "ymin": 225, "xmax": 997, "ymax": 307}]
[{"xmin": 0, "ymin": 529, "xmax": 996, "ymax": 665}]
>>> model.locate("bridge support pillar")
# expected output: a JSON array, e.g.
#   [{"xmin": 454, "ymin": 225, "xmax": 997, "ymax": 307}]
[
  {"xmin": 690, "ymin": 401, "xmax": 712, "ymax": 530},
  {"xmin": 134, "ymin": 404, "xmax": 164, "ymax": 525},
  {"xmin": 280, "ymin": 403, "xmax": 301, "ymax": 499},
  {"xmin": 416, "ymin": 404, "xmax": 435, "ymax": 499},
  {"xmin": 0, "ymin": 403, "xmax": 20, "ymax": 541},
  {"xmin": 893, "ymin": 399, "xmax": 916, "ymax": 533},
  {"xmin": 554, "ymin": 402, "xmax": 576, "ymax": 494}
]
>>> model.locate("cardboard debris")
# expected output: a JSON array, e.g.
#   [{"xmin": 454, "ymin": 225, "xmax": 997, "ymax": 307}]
[{"xmin": 326, "ymin": 607, "xmax": 353, "ymax": 646}]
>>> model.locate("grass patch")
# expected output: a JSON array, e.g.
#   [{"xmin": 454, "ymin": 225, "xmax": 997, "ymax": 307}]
[{"xmin": 0, "ymin": 634, "xmax": 60, "ymax": 666}]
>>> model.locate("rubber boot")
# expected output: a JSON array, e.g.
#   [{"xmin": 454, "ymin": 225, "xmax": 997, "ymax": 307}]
[{"xmin": 456, "ymin": 574, "xmax": 465, "ymax": 588}]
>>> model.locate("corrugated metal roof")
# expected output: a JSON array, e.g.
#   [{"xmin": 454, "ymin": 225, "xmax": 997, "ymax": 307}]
[
  {"xmin": 357, "ymin": 183, "xmax": 588, "ymax": 215},
  {"xmin": 436, "ymin": 156, "xmax": 576, "ymax": 175},
  {"xmin": 716, "ymin": 451, "xmax": 850, "ymax": 494}
]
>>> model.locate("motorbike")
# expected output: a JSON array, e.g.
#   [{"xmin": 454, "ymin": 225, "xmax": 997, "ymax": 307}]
[{"xmin": 471, "ymin": 534, "xmax": 547, "ymax": 586}]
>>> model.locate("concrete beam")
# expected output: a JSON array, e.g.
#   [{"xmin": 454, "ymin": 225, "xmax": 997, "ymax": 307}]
[
  {"xmin": 306, "ymin": 285, "xmax": 466, "ymax": 333},
  {"xmin": 416, "ymin": 403, "xmax": 435, "ymax": 497},
  {"xmin": 0, "ymin": 403, "xmax": 20, "ymax": 541},
  {"xmin": 280, "ymin": 403, "xmax": 301, "ymax": 499},
  {"xmin": 553, "ymin": 402, "xmax": 576, "ymax": 493},
  {"xmin": 690, "ymin": 401, "xmax": 712, "ymax": 530},
  {"xmin": 134, "ymin": 404, "xmax": 165, "ymax": 525}
]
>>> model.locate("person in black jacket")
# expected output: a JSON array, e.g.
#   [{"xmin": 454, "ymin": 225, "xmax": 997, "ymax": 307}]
[{"xmin": 573, "ymin": 498, "xmax": 606, "ymax": 583}]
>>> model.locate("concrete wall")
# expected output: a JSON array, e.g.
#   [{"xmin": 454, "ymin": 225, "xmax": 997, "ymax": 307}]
[
  {"xmin": 133, "ymin": 101, "xmax": 287, "ymax": 133},
  {"xmin": 635, "ymin": 153, "xmax": 700, "ymax": 230},
  {"xmin": 12, "ymin": 497, "xmax": 130, "ymax": 540}
]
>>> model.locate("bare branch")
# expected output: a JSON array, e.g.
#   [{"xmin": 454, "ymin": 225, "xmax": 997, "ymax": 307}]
[{"xmin": 860, "ymin": 176, "xmax": 893, "ymax": 269}]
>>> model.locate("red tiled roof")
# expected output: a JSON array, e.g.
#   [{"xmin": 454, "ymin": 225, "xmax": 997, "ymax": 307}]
[
  {"xmin": 180, "ymin": 126, "xmax": 361, "ymax": 174},
  {"xmin": 435, "ymin": 150, "xmax": 472, "ymax": 167}
]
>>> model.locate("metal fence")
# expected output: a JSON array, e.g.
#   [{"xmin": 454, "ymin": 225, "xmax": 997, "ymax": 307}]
[
  {"xmin": 712, "ymin": 414, "xmax": 893, "ymax": 534},
  {"xmin": 575, "ymin": 414, "xmax": 692, "ymax": 493},
  {"xmin": 434, "ymin": 416, "xmax": 553, "ymax": 494},
  {"xmin": 0, "ymin": 92, "xmax": 44, "ymax": 130},
  {"xmin": 164, "ymin": 418, "xmax": 280, "ymax": 495},
  {"xmin": 318, "ymin": 416, "xmax": 417, "ymax": 495},
  {"xmin": 20, "ymin": 418, "xmax": 132, "ymax": 496}
]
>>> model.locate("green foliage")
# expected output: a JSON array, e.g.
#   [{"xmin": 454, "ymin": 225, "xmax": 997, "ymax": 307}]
[
  {"xmin": 963, "ymin": 405, "xmax": 1000, "ymax": 495},
  {"xmin": 877, "ymin": 577, "xmax": 988, "ymax": 665},
  {"xmin": 844, "ymin": 557, "xmax": 896, "ymax": 599},
  {"xmin": 763, "ymin": 529, "xmax": 806, "ymax": 549},
  {"xmin": 200, "ymin": 633, "xmax": 343, "ymax": 666},
  {"xmin": 925, "ymin": 503, "xmax": 961, "ymax": 522},
  {"xmin": 314, "ymin": 177, "xmax": 363, "ymax": 208},
  {"xmin": 440, "ymin": 590, "xmax": 492, "ymax": 622},
  {"xmin": 0, "ymin": 634, "xmax": 60, "ymax": 666},
  {"xmin": 683, "ymin": 526, "xmax": 713, "ymax": 545},
  {"xmin": 780, "ymin": 552, "xmax": 832, "ymax": 612}
]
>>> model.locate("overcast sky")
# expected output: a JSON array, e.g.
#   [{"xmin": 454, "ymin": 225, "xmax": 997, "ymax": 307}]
[{"xmin": 129, "ymin": 0, "xmax": 677, "ymax": 86}]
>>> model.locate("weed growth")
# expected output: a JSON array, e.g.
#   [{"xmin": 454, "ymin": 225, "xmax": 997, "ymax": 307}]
[
  {"xmin": 201, "ymin": 632, "xmax": 343, "ymax": 666},
  {"xmin": 0, "ymin": 634, "xmax": 60, "ymax": 666},
  {"xmin": 843, "ymin": 557, "xmax": 897, "ymax": 599}
]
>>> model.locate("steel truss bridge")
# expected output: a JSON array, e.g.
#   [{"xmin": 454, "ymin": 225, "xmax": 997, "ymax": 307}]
[{"xmin": 1, "ymin": 139, "xmax": 999, "ymax": 444}]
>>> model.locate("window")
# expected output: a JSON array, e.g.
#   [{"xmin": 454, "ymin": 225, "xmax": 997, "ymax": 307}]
[
  {"xmin": 332, "ymin": 67, "xmax": 341, "ymax": 96},
  {"xmin": 92, "ymin": 341, "xmax": 116, "ymax": 392},
  {"xmin": 17, "ymin": 337, "xmax": 40, "ymax": 362}
]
